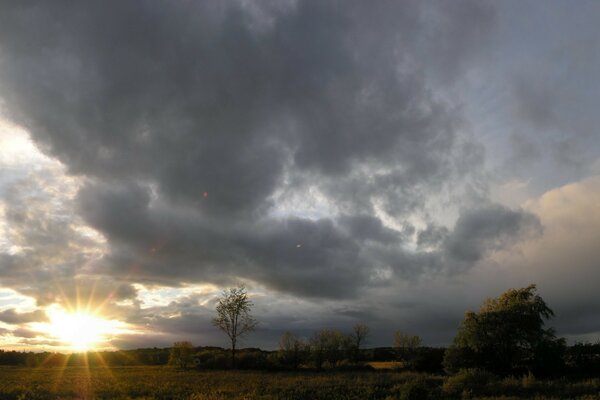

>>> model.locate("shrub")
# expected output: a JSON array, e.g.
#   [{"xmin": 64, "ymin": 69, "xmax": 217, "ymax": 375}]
[
  {"xmin": 443, "ymin": 346, "xmax": 478, "ymax": 375},
  {"xmin": 408, "ymin": 348, "xmax": 445, "ymax": 373},
  {"xmin": 194, "ymin": 350, "xmax": 229, "ymax": 369},
  {"xmin": 236, "ymin": 350, "xmax": 268, "ymax": 369},
  {"xmin": 399, "ymin": 380, "xmax": 429, "ymax": 400},
  {"xmin": 442, "ymin": 368, "xmax": 498, "ymax": 397}
]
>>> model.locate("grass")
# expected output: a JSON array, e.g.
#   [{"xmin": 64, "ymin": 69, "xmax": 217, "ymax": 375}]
[
  {"xmin": 0, "ymin": 366, "xmax": 407, "ymax": 400},
  {"xmin": 0, "ymin": 366, "xmax": 599, "ymax": 399}
]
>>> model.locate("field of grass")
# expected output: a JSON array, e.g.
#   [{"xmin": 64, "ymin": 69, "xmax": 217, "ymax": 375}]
[{"xmin": 0, "ymin": 366, "xmax": 600, "ymax": 399}]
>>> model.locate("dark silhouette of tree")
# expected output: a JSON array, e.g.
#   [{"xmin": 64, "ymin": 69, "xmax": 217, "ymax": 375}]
[
  {"xmin": 169, "ymin": 341, "xmax": 194, "ymax": 369},
  {"xmin": 212, "ymin": 285, "xmax": 257, "ymax": 368},
  {"xmin": 309, "ymin": 329, "xmax": 350, "ymax": 369},
  {"xmin": 350, "ymin": 323, "xmax": 370, "ymax": 361},
  {"xmin": 278, "ymin": 331, "xmax": 307, "ymax": 369},
  {"xmin": 443, "ymin": 284, "xmax": 565, "ymax": 376},
  {"xmin": 393, "ymin": 330, "xmax": 422, "ymax": 366}
]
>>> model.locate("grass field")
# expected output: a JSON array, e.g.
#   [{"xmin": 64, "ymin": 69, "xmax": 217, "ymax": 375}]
[
  {"xmin": 1, "ymin": 366, "xmax": 408, "ymax": 400},
  {"xmin": 0, "ymin": 366, "xmax": 600, "ymax": 399}
]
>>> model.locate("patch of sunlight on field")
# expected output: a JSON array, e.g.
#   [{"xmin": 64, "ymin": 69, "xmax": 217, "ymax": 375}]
[{"xmin": 367, "ymin": 361, "xmax": 404, "ymax": 369}]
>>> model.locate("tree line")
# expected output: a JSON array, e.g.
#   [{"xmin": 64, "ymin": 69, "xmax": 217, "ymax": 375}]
[
  {"xmin": 167, "ymin": 284, "xmax": 600, "ymax": 377},
  {"xmin": 2, "ymin": 284, "xmax": 600, "ymax": 377}
]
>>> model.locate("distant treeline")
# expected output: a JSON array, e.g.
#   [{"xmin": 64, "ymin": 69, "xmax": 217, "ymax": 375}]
[
  {"xmin": 3, "ymin": 285, "xmax": 600, "ymax": 380},
  {"xmin": 1, "ymin": 343, "xmax": 600, "ymax": 376},
  {"xmin": 0, "ymin": 346, "xmax": 399, "ymax": 368},
  {"xmin": 0, "ymin": 347, "xmax": 171, "ymax": 367}
]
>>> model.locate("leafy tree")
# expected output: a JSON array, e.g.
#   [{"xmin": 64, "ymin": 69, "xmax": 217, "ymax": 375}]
[
  {"xmin": 443, "ymin": 284, "xmax": 565, "ymax": 376},
  {"xmin": 212, "ymin": 285, "xmax": 258, "ymax": 368},
  {"xmin": 169, "ymin": 341, "xmax": 194, "ymax": 369},
  {"xmin": 350, "ymin": 323, "xmax": 370, "ymax": 361},
  {"xmin": 278, "ymin": 331, "xmax": 307, "ymax": 369}
]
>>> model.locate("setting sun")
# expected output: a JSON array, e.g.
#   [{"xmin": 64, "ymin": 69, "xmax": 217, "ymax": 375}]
[{"xmin": 46, "ymin": 309, "xmax": 124, "ymax": 351}]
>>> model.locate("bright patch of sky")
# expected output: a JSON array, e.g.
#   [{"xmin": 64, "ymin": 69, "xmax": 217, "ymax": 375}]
[
  {"xmin": 0, "ymin": 288, "xmax": 36, "ymax": 312},
  {"xmin": 134, "ymin": 283, "xmax": 219, "ymax": 309}
]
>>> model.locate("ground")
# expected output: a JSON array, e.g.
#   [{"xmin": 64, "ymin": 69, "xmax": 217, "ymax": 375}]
[{"xmin": 0, "ymin": 366, "xmax": 599, "ymax": 399}]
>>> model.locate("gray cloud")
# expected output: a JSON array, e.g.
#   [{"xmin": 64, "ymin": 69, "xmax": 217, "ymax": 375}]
[
  {"xmin": 0, "ymin": 309, "xmax": 47, "ymax": 324},
  {"xmin": 4, "ymin": 0, "xmax": 595, "ymax": 349},
  {"xmin": 0, "ymin": 0, "xmax": 493, "ymax": 217},
  {"xmin": 444, "ymin": 203, "xmax": 542, "ymax": 265},
  {"xmin": 484, "ymin": 1, "xmax": 600, "ymax": 192},
  {"xmin": 0, "ymin": 171, "xmax": 137, "ymax": 311},
  {"xmin": 11, "ymin": 327, "xmax": 38, "ymax": 339},
  {"xmin": 0, "ymin": 0, "xmax": 504, "ymax": 300}
]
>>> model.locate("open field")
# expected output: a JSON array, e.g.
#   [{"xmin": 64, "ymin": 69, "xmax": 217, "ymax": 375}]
[{"xmin": 1, "ymin": 366, "xmax": 600, "ymax": 400}]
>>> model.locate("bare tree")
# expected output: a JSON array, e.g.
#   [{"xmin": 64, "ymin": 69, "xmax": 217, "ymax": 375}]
[
  {"xmin": 212, "ymin": 285, "xmax": 257, "ymax": 368},
  {"xmin": 278, "ymin": 331, "xmax": 307, "ymax": 369},
  {"xmin": 394, "ymin": 331, "xmax": 422, "ymax": 349},
  {"xmin": 309, "ymin": 329, "xmax": 349, "ymax": 369},
  {"xmin": 350, "ymin": 323, "xmax": 370, "ymax": 361},
  {"xmin": 393, "ymin": 330, "xmax": 422, "ymax": 365}
]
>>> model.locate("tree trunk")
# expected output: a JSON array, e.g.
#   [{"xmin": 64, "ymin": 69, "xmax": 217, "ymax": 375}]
[{"xmin": 231, "ymin": 340, "xmax": 236, "ymax": 369}]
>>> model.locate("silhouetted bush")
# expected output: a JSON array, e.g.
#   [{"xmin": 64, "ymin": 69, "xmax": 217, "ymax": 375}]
[
  {"xmin": 236, "ymin": 350, "xmax": 269, "ymax": 369},
  {"xmin": 367, "ymin": 347, "xmax": 397, "ymax": 361},
  {"xmin": 565, "ymin": 342, "xmax": 600, "ymax": 376},
  {"xmin": 194, "ymin": 350, "xmax": 229, "ymax": 369},
  {"xmin": 407, "ymin": 348, "xmax": 445, "ymax": 373},
  {"xmin": 529, "ymin": 336, "xmax": 567, "ymax": 377}
]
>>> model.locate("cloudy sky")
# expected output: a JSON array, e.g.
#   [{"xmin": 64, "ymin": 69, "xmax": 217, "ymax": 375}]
[{"xmin": 0, "ymin": 0, "xmax": 599, "ymax": 351}]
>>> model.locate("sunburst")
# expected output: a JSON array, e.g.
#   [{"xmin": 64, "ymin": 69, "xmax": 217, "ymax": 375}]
[{"xmin": 45, "ymin": 308, "xmax": 124, "ymax": 352}]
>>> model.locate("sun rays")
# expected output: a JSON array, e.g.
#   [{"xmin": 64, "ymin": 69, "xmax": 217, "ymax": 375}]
[
  {"xmin": 25, "ymin": 277, "xmax": 140, "ymax": 353},
  {"xmin": 45, "ymin": 308, "xmax": 123, "ymax": 352}
]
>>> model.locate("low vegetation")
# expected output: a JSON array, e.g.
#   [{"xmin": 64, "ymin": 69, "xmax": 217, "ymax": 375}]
[{"xmin": 0, "ymin": 366, "xmax": 600, "ymax": 399}]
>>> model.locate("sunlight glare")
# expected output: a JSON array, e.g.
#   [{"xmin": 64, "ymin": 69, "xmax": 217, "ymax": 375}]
[{"xmin": 47, "ymin": 309, "xmax": 123, "ymax": 351}]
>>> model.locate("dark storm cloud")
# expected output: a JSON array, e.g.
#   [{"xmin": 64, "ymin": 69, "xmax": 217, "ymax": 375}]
[
  {"xmin": 444, "ymin": 203, "xmax": 542, "ymax": 265},
  {"xmin": 554, "ymin": 302, "xmax": 600, "ymax": 336},
  {"xmin": 0, "ymin": 0, "xmax": 504, "ymax": 301},
  {"xmin": 0, "ymin": 309, "xmax": 47, "ymax": 324}
]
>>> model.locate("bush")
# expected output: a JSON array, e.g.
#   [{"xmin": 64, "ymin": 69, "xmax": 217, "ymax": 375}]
[
  {"xmin": 388, "ymin": 376, "xmax": 432, "ymax": 400},
  {"xmin": 194, "ymin": 350, "xmax": 229, "ymax": 369},
  {"xmin": 236, "ymin": 350, "xmax": 268, "ymax": 369},
  {"xmin": 399, "ymin": 380, "xmax": 429, "ymax": 400},
  {"xmin": 442, "ymin": 368, "xmax": 498, "ymax": 397},
  {"xmin": 408, "ymin": 348, "xmax": 445, "ymax": 373},
  {"xmin": 443, "ymin": 346, "xmax": 479, "ymax": 375}
]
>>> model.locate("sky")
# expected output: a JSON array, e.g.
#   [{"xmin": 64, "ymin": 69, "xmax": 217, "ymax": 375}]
[{"xmin": 0, "ymin": 0, "xmax": 599, "ymax": 352}]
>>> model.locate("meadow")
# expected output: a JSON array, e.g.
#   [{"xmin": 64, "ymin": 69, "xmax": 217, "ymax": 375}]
[{"xmin": 1, "ymin": 366, "xmax": 600, "ymax": 400}]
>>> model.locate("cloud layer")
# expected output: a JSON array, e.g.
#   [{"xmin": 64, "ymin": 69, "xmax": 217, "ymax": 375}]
[{"xmin": 0, "ymin": 0, "xmax": 598, "ymax": 349}]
